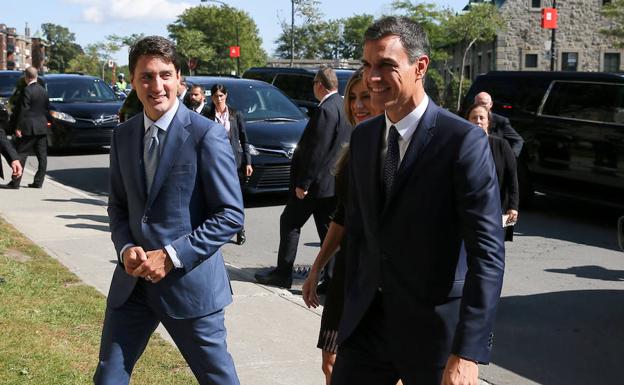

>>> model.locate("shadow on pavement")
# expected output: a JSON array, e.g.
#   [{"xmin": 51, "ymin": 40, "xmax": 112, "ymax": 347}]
[
  {"xmin": 491, "ymin": 289, "xmax": 623, "ymax": 385},
  {"xmin": 48, "ymin": 146, "xmax": 109, "ymax": 157},
  {"xmin": 47, "ymin": 167, "xmax": 109, "ymax": 196},
  {"xmin": 514, "ymin": 194, "xmax": 622, "ymax": 250},
  {"xmin": 56, "ymin": 214, "xmax": 110, "ymax": 232},
  {"xmin": 545, "ymin": 265, "xmax": 624, "ymax": 282},
  {"xmin": 44, "ymin": 198, "xmax": 107, "ymax": 207}
]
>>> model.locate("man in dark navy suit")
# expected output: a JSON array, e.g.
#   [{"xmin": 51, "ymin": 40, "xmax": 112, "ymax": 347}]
[
  {"xmin": 94, "ymin": 36, "xmax": 243, "ymax": 385},
  {"xmin": 255, "ymin": 66, "xmax": 351, "ymax": 289},
  {"xmin": 474, "ymin": 91, "xmax": 524, "ymax": 157},
  {"xmin": 331, "ymin": 17, "xmax": 505, "ymax": 385}
]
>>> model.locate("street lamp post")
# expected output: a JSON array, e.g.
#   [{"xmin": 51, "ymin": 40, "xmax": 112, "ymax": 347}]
[
  {"xmin": 200, "ymin": 0, "xmax": 241, "ymax": 76},
  {"xmin": 291, "ymin": 0, "xmax": 294, "ymax": 67}
]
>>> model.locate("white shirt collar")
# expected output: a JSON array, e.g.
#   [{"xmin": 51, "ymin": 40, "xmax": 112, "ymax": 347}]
[
  {"xmin": 27, "ymin": 79, "xmax": 37, "ymax": 86},
  {"xmin": 384, "ymin": 94, "xmax": 429, "ymax": 142},
  {"xmin": 143, "ymin": 98, "xmax": 180, "ymax": 133},
  {"xmin": 318, "ymin": 90, "xmax": 337, "ymax": 106}
]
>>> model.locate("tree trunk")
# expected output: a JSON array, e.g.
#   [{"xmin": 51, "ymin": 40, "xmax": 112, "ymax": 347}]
[{"xmin": 456, "ymin": 37, "xmax": 478, "ymax": 113}]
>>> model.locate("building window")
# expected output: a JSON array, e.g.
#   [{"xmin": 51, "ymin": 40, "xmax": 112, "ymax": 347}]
[
  {"xmin": 531, "ymin": 0, "xmax": 541, "ymax": 8},
  {"xmin": 525, "ymin": 54, "xmax": 538, "ymax": 68},
  {"xmin": 603, "ymin": 0, "xmax": 612, "ymax": 5},
  {"xmin": 604, "ymin": 52, "xmax": 620, "ymax": 72},
  {"xmin": 477, "ymin": 54, "xmax": 482, "ymax": 74},
  {"xmin": 561, "ymin": 52, "xmax": 578, "ymax": 71},
  {"xmin": 487, "ymin": 52, "xmax": 492, "ymax": 72}
]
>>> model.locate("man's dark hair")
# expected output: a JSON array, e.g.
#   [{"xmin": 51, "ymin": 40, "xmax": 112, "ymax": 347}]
[
  {"xmin": 129, "ymin": 36, "xmax": 180, "ymax": 76},
  {"xmin": 191, "ymin": 84, "xmax": 205, "ymax": 94},
  {"xmin": 364, "ymin": 16, "xmax": 429, "ymax": 63},
  {"xmin": 315, "ymin": 65, "xmax": 338, "ymax": 91}
]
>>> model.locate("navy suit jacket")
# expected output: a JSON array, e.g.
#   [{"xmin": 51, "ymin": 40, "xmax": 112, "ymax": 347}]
[
  {"xmin": 106, "ymin": 104, "xmax": 244, "ymax": 319},
  {"xmin": 340, "ymin": 101, "xmax": 505, "ymax": 365}
]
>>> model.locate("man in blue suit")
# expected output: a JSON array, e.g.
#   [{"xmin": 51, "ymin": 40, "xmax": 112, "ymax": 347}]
[
  {"xmin": 331, "ymin": 17, "xmax": 505, "ymax": 385},
  {"xmin": 94, "ymin": 36, "xmax": 243, "ymax": 385}
]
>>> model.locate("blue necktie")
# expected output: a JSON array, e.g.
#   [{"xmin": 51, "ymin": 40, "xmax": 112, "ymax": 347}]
[
  {"xmin": 383, "ymin": 125, "xmax": 400, "ymax": 200},
  {"xmin": 144, "ymin": 124, "xmax": 161, "ymax": 191}
]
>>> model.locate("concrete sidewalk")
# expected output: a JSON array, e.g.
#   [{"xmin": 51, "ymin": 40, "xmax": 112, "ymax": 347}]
[{"xmin": 0, "ymin": 167, "xmax": 325, "ymax": 385}]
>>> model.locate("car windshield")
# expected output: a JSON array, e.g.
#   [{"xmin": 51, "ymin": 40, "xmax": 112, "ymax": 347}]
[
  {"xmin": 0, "ymin": 74, "xmax": 21, "ymax": 96},
  {"xmin": 46, "ymin": 77, "xmax": 117, "ymax": 102},
  {"xmin": 192, "ymin": 79, "xmax": 306, "ymax": 122}
]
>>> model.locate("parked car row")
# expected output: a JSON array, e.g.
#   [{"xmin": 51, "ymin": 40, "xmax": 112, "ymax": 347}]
[{"xmin": 464, "ymin": 71, "xmax": 624, "ymax": 209}]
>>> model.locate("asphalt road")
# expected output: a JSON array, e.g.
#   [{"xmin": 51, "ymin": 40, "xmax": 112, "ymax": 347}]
[{"xmin": 38, "ymin": 148, "xmax": 624, "ymax": 385}]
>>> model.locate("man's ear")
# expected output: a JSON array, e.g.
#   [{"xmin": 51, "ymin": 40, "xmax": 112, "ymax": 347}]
[{"xmin": 415, "ymin": 55, "xmax": 430, "ymax": 80}]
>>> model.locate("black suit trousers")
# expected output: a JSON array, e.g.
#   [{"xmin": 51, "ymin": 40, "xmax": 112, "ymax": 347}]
[
  {"xmin": 15, "ymin": 134, "xmax": 47, "ymax": 186},
  {"xmin": 276, "ymin": 195, "xmax": 336, "ymax": 278}
]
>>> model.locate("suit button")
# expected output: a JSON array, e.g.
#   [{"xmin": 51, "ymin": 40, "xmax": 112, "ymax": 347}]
[{"xmin": 142, "ymin": 216, "xmax": 148, "ymax": 223}]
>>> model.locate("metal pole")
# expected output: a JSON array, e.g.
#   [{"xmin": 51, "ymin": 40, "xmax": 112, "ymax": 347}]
[
  {"xmin": 290, "ymin": 0, "xmax": 294, "ymax": 67},
  {"xmin": 550, "ymin": 0, "xmax": 556, "ymax": 71},
  {"xmin": 235, "ymin": 11, "xmax": 240, "ymax": 76}
]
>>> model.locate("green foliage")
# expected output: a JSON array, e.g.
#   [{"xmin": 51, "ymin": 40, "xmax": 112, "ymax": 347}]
[
  {"xmin": 601, "ymin": 0, "xmax": 624, "ymax": 47},
  {"xmin": 340, "ymin": 14, "xmax": 375, "ymax": 60},
  {"xmin": 66, "ymin": 45, "xmax": 100, "ymax": 77},
  {"xmin": 0, "ymin": 219, "xmax": 195, "ymax": 384},
  {"xmin": 175, "ymin": 29, "xmax": 216, "ymax": 75},
  {"xmin": 41, "ymin": 23, "xmax": 83, "ymax": 73},
  {"xmin": 168, "ymin": 5, "xmax": 267, "ymax": 75}
]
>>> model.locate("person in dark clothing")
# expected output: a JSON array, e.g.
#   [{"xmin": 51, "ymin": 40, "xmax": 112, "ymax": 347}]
[
  {"xmin": 186, "ymin": 84, "xmax": 211, "ymax": 115},
  {"xmin": 467, "ymin": 103, "xmax": 519, "ymax": 240},
  {"xmin": 301, "ymin": 68, "xmax": 387, "ymax": 385},
  {"xmin": 4, "ymin": 67, "xmax": 50, "ymax": 189},
  {"xmin": 255, "ymin": 66, "xmax": 352, "ymax": 289},
  {"xmin": 204, "ymin": 84, "xmax": 252, "ymax": 245},
  {"xmin": 474, "ymin": 91, "xmax": 524, "ymax": 157},
  {"xmin": 0, "ymin": 127, "xmax": 22, "ymax": 181}
]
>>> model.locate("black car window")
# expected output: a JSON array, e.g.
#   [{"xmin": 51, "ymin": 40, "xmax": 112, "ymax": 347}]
[
  {"xmin": 541, "ymin": 81, "xmax": 624, "ymax": 124},
  {"xmin": 0, "ymin": 74, "xmax": 21, "ymax": 96},
  {"xmin": 201, "ymin": 81, "xmax": 305, "ymax": 122},
  {"xmin": 273, "ymin": 74, "xmax": 315, "ymax": 102},
  {"xmin": 46, "ymin": 78, "xmax": 117, "ymax": 102}
]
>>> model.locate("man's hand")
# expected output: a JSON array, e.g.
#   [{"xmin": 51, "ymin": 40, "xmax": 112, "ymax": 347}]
[
  {"xmin": 122, "ymin": 246, "xmax": 148, "ymax": 275},
  {"xmin": 295, "ymin": 187, "xmax": 308, "ymax": 200},
  {"xmin": 131, "ymin": 248, "xmax": 174, "ymax": 284},
  {"xmin": 441, "ymin": 354, "xmax": 479, "ymax": 385},
  {"xmin": 302, "ymin": 267, "xmax": 321, "ymax": 308},
  {"xmin": 15, "ymin": 129, "xmax": 22, "ymax": 138},
  {"xmin": 245, "ymin": 165, "xmax": 253, "ymax": 177},
  {"xmin": 10, "ymin": 160, "xmax": 22, "ymax": 178}
]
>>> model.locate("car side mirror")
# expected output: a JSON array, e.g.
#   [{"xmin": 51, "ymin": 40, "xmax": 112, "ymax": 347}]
[
  {"xmin": 618, "ymin": 216, "xmax": 624, "ymax": 251},
  {"xmin": 299, "ymin": 106, "xmax": 309, "ymax": 115}
]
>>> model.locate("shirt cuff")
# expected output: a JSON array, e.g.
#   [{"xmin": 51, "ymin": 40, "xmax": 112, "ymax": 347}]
[
  {"xmin": 119, "ymin": 243, "xmax": 135, "ymax": 264},
  {"xmin": 165, "ymin": 244, "xmax": 183, "ymax": 268}
]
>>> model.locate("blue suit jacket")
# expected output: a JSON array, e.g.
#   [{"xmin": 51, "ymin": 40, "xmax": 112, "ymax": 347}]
[
  {"xmin": 106, "ymin": 104, "xmax": 244, "ymax": 319},
  {"xmin": 340, "ymin": 101, "xmax": 505, "ymax": 365}
]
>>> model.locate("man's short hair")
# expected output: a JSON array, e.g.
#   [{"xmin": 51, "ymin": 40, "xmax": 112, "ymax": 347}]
[
  {"xmin": 24, "ymin": 66, "xmax": 38, "ymax": 80},
  {"xmin": 315, "ymin": 65, "xmax": 338, "ymax": 91},
  {"xmin": 364, "ymin": 16, "xmax": 429, "ymax": 64},
  {"xmin": 191, "ymin": 84, "xmax": 205, "ymax": 94},
  {"xmin": 129, "ymin": 36, "xmax": 180, "ymax": 76}
]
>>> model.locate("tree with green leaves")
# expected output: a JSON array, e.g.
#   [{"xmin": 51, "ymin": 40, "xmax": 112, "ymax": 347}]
[
  {"xmin": 168, "ymin": 5, "xmax": 266, "ymax": 75},
  {"xmin": 66, "ymin": 44, "xmax": 100, "ymax": 77},
  {"xmin": 41, "ymin": 23, "xmax": 83, "ymax": 73},
  {"xmin": 601, "ymin": 0, "xmax": 624, "ymax": 47},
  {"xmin": 339, "ymin": 14, "xmax": 374, "ymax": 60},
  {"xmin": 443, "ymin": 3, "xmax": 505, "ymax": 111},
  {"xmin": 175, "ymin": 29, "xmax": 215, "ymax": 76}
]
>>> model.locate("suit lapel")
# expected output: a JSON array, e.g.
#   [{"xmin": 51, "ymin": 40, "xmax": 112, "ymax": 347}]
[
  {"xmin": 361, "ymin": 116, "xmax": 385, "ymax": 220},
  {"xmin": 382, "ymin": 102, "xmax": 438, "ymax": 214},
  {"xmin": 146, "ymin": 105, "xmax": 191, "ymax": 207}
]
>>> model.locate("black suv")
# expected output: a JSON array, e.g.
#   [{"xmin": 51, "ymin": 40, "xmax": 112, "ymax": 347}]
[
  {"xmin": 185, "ymin": 76, "xmax": 308, "ymax": 194},
  {"xmin": 464, "ymin": 71, "xmax": 624, "ymax": 208},
  {"xmin": 242, "ymin": 67, "xmax": 354, "ymax": 116},
  {"xmin": 0, "ymin": 70, "xmax": 22, "ymax": 132},
  {"xmin": 42, "ymin": 74, "xmax": 123, "ymax": 149}
]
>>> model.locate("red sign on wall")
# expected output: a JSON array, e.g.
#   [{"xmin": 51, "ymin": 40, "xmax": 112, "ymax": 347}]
[
  {"xmin": 541, "ymin": 8, "xmax": 558, "ymax": 29},
  {"xmin": 229, "ymin": 46, "xmax": 240, "ymax": 58}
]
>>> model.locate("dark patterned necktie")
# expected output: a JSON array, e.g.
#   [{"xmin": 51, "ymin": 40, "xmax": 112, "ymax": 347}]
[{"xmin": 383, "ymin": 125, "xmax": 400, "ymax": 199}]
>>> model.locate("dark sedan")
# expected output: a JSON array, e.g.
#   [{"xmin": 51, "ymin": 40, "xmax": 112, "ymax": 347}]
[
  {"xmin": 185, "ymin": 76, "xmax": 308, "ymax": 194},
  {"xmin": 43, "ymin": 74, "xmax": 122, "ymax": 149},
  {"xmin": 0, "ymin": 70, "xmax": 22, "ymax": 132}
]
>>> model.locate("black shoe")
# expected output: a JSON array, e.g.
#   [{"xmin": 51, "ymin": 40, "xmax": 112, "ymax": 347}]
[
  {"xmin": 236, "ymin": 230, "xmax": 246, "ymax": 245},
  {"xmin": 28, "ymin": 183, "xmax": 42, "ymax": 188},
  {"xmin": 254, "ymin": 269, "xmax": 292, "ymax": 289},
  {"xmin": 0, "ymin": 182, "xmax": 19, "ymax": 189}
]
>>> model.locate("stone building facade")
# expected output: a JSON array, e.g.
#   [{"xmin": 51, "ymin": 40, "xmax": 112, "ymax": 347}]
[
  {"xmin": 0, "ymin": 23, "xmax": 47, "ymax": 71},
  {"xmin": 443, "ymin": 0, "xmax": 624, "ymax": 84}
]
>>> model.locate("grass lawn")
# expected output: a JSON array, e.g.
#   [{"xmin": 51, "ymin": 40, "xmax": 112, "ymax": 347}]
[{"xmin": 0, "ymin": 218, "xmax": 196, "ymax": 384}]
